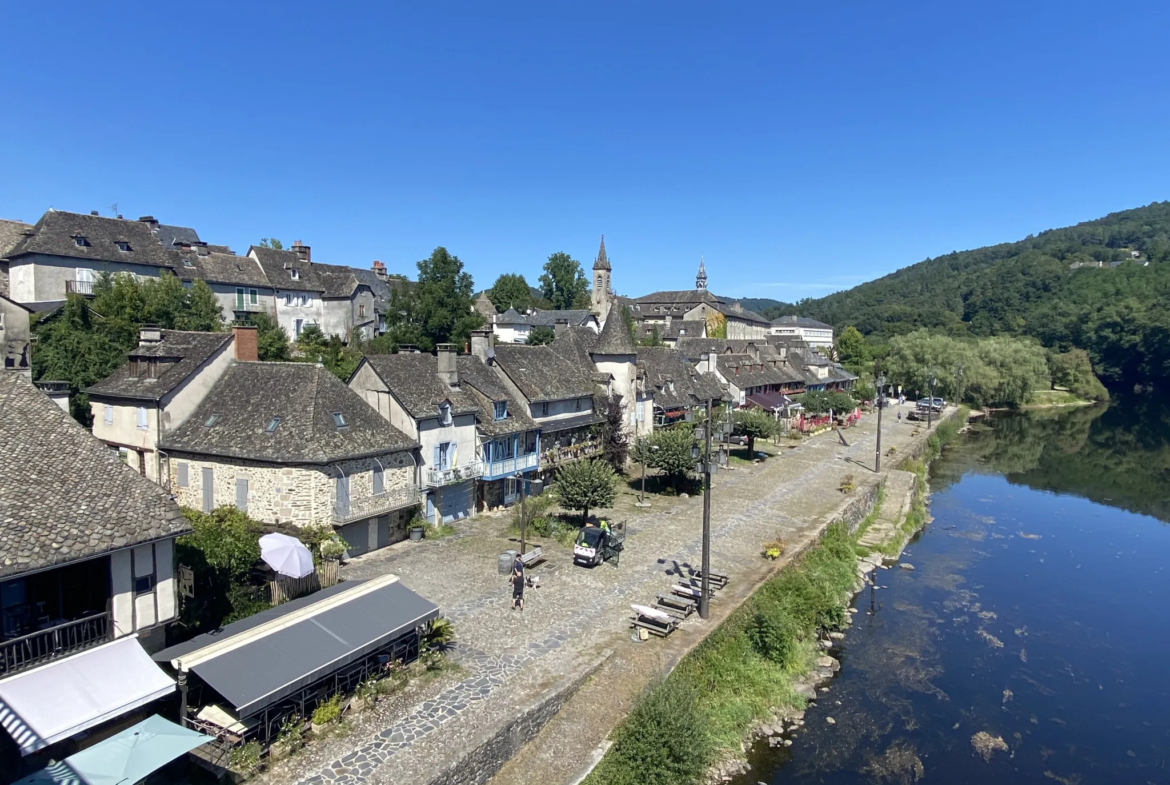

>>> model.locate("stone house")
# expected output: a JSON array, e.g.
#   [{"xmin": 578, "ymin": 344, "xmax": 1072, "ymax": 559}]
[
  {"xmin": 177, "ymin": 249, "xmax": 278, "ymax": 323},
  {"xmin": 348, "ymin": 347, "xmax": 482, "ymax": 524},
  {"xmin": 0, "ymin": 218, "xmax": 33, "ymax": 299},
  {"xmin": 636, "ymin": 346, "xmax": 728, "ymax": 429},
  {"xmin": 159, "ymin": 362, "xmax": 419, "ymax": 556},
  {"xmin": 0, "ymin": 374, "xmax": 189, "ymax": 774},
  {"xmin": 0, "ymin": 293, "xmax": 32, "ymax": 376},
  {"xmin": 631, "ymin": 260, "xmax": 768, "ymax": 340},
  {"xmin": 87, "ymin": 326, "xmax": 251, "ymax": 482}
]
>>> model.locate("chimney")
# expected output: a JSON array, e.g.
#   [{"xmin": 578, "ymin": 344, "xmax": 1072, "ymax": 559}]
[
  {"xmin": 732, "ymin": 301, "xmax": 743, "ymax": 313},
  {"xmin": 397, "ymin": 344, "xmax": 420, "ymax": 353},
  {"xmin": 437, "ymin": 344, "xmax": 458, "ymax": 387},
  {"xmin": 35, "ymin": 381, "xmax": 70, "ymax": 413},
  {"xmin": 554, "ymin": 318, "xmax": 570, "ymax": 336},
  {"xmin": 470, "ymin": 329, "xmax": 495, "ymax": 362},
  {"xmin": 196, "ymin": 243, "xmax": 209, "ymax": 256},
  {"xmin": 291, "ymin": 240, "xmax": 311, "ymax": 264},
  {"xmin": 232, "ymin": 325, "xmax": 259, "ymax": 362},
  {"xmin": 90, "ymin": 210, "xmax": 99, "ymax": 216},
  {"xmin": 139, "ymin": 325, "xmax": 163, "ymax": 345},
  {"xmin": 371, "ymin": 260, "xmax": 387, "ymax": 280},
  {"xmin": 138, "ymin": 216, "xmax": 160, "ymax": 232}
]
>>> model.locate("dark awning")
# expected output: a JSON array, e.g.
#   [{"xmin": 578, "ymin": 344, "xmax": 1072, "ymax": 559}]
[
  {"xmin": 746, "ymin": 392, "xmax": 788, "ymax": 411},
  {"xmin": 539, "ymin": 412, "xmax": 606, "ymax": 434},
  {"xmin": 154, "ymin": 576, "xmax": 438, "ymax": 718}
]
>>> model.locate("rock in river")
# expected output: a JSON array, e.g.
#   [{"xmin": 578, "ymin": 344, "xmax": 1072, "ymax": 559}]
[{"xmin": 899, "ymin": 563, "xmax": 916, "ymax": 571}]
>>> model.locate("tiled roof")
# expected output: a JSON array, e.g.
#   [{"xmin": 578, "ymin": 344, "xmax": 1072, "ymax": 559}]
[
  {"xmin": 717, "ymin": 353, "xmax": 805, "ymax": 387},
  {"xmin": 637, "ymin": 347, "xmax": 728, "ymax": 407},
  {"xmin": 549, "ymin": 325, "xmax": 598, "ymax": 369},
  {"xmin": 474, "ymin": 292, "xmax": 498, "ymax": 317},
  {"xmin": 592, "ymin": 309, "xmax": 636, "ymax": 355},
  {"xmin": 8, "ymin": 211, "xmax": 187, "ymax": 268},
  {"xmin": 247, "ymin": 246, "xmax": 321, "ymax": 292},
  {"xmin": 635, "ymin": 320, "xmax": 702, "ymax": 343},
  {"xmin": 633, "ymin": 289, "xmax": 726, "ymax": 306},
  {"xmin": 313, "ymin": 265, "xmax": 362, "ymax": 298},
  {"xmin": 178, "ymin": 252, "xmax": 270, "ymax": 288},
  {"xmin": 494, "ymin": 309, "xmax": 596, "ymax": 328},
  {"xmin": 86, "ymin": 330, "xmax": 233, "ymax": 402},
  {"xmin": 771, "ymin": 315, "xmax": 832, "ymax": 329},
  {"xmin": 708, "ymin": 301, "xmax": 771, "ymax": 325},
  {"xmin": 674, "ymin": 338, "xmax": 771, "ymax": 362},
  {"xmin": 361, "ymin": 354, "xmax": 480, "ymax": 421},
  {"xmin": 0, "ymin": 374, "xmax": 188, "ymax": 579},
  {"xmin": 0, "ymin": 219, "xmax": 32, "ymax": 259},
  {"xmin": 155, "ymin": 224, "xmax": 202, "ymax": 248},
  {"xmin": 161, "ymin": 362, "xmax": 416, "ymax": 463},
  {"xmin": 457, "ymin": 356, "xmax": 536, "ymax": 437},
  {"xmin": 492, "ymin": 344, "xmax": 597, "ymax": 403}
]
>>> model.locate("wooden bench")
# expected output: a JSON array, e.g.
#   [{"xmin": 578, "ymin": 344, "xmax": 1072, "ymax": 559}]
[
  {"xmin": 695, "ymin": 570, "xmax": 729, "ymax": 589},
  {"xmin": 519, "ymin": 546, "xmax": 545, "ymax": 568},
  {"xmin": 630, "ymin": 604, "xmax": 678, "ymax": 637},
  {"xmin": 655, "ymin": 594, "xmax": 696, "ymax": 619},
  {"xmin": 671, "ymin": 583, "xmax": 706, "ymax": 601}
]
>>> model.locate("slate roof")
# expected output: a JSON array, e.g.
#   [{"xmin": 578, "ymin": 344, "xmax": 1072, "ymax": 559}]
[
  {"xmin": 456, "ymin": 356, "xmax": 536, "ymax": 436},
  {"xmin": 708, "ymin": 301, "xmax": 771, "ymax": 325},
  {"xmin": 635, "ymin": 320, "xmax": 702, "ymax": 344},
  {"xmin": 717, "ymin": 353, "xmax": 806, "ymax": 388},
  {"xmin": 313, "ymin": 265, "xmax": 362, "ymax": 299},
  {"xmin": 637, "ymin": 347, "xmax": 728, "ymax": 408},
  {"xmin": 0, "ymin": 374, "xmax": 188, "ymax": 579},
  {"xmin": 634, "ymin": 289, "xmax": 726, "ymax": 306},
  {"xmin": 0, "ymin": 219, "xmax": 32, "ymax": 259},
  {"xmin": 771, "ymin": 315, "xmax": 832, "ymax": 329},
  {"xmin": 474, "ymin": 292, "xmax": 498, "ymax": 317},
  {"xmin": 592, "ymin": 309, "xmax": 636, "ymax": 355},
  {"xmin": 86, "ymin": 330, "xmax": 233, "ymax": 402},
  {"xmin": 593, "ymin": 236, "xmax": 611, "ymax": 271},
  {"xmin": 160, "ymin": 362, "xmax": 416, "ymax": 463},
  {"xmin": 247, "ymin": 246, "xmax": 321, "ymax": 292},
  {"xmin": 155, "ymin": 224, "xmax": 201, "ymax": 248},
  {"xmin": 8, "ymin": 211, "xmax": 187, "ymax": 268},
  {"xmin": 361, "ymin": 354, "xmax": 480, "ymax": 421},
  {"xmin": 549, "ymin": 325, "xmax": 598, "ymax": 369},
  {"xmin": 494, "ymin": 309, "xmax": 596, "ymax": 328},
  {"xmin": 178, "ymin": 252, "xmax": 270, "ymax": 288},
  {"xmin": 675, "ymin": 338, "xmax": 772, "ymax": 362},
  {"xmin": 492, "ymin": 344, "xmax": 597, "ymax": 403}
]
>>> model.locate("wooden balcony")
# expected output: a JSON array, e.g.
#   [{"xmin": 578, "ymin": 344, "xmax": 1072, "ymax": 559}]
[{"xmin": 0, "ymin": 611, "xmax": 112, "ymax": 677}]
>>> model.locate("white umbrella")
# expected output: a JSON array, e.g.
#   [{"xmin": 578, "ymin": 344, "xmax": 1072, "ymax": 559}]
[{"xmin": 259, "ymin": 533, "xmax": 315, "ymax": 579}]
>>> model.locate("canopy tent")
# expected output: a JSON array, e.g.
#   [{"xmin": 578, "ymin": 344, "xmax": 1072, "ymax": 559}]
[
  {"xmin": 0, "ymin": 636, "xmax": 175, "ymax": 756},
  {"xmin": 154, "ymin": 575, "xmax": 439, "ymax": 718},
  {"xmin": 14, "ymin": 715, "xmax": 212, "ymax": 785}
]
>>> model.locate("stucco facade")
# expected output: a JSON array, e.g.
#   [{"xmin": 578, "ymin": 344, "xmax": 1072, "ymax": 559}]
[
  {"xmin": 1, "ymin": 295, "xmax": 32, "ymax": 375},
  {"xmin": 8, "ymin": 253, "xmax": 166, "ymax": 305}
]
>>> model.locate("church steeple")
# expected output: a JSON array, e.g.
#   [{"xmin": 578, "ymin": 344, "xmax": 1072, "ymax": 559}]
[
  {"xmin": 594, "ymin": 235, "xmax": 611, "ymax": 271},
  {"xmin": 592, "ymin": 234, "xmax": 612, "ymax": 320},
  {"xmin": 696, "ymin": 257, "xmax": 707, "ymax": 290}
]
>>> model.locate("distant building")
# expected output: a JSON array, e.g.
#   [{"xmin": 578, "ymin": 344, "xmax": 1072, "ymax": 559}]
[
  {"xmin": 0, "ymin": 293, "xmax": 32, "ymax": 376},
  {"xmin": 632, "ymin": 259, "xmax": 770, "ymax": 340},
  {"xmin": 768, "ymin": 315, "xmax": 834, "ymax": 349},
  {"xmin": 492, "ymin": 308, "xmax": 598, "ymax": 344},
  {"xmin": 591, "ymin": 235, "xmax": 613, "ymax": 323}
]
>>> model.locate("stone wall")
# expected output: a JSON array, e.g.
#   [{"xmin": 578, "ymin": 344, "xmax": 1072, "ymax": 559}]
[{"xmin": 423, "ymin": 651, "xmax": 611, "ymax": 785}]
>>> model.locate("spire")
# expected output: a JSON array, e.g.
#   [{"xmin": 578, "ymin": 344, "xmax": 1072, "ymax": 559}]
[
  {"xmin": 593, "ymin": 307, "xmax": 636, "ymax": 356},
  {"xmin": 594, "ymin": 235, "xmax": 611, "ymax": 271},
  {"xmin": 696, "ymin": 256, "xmax": 707, "ymax": 290}
]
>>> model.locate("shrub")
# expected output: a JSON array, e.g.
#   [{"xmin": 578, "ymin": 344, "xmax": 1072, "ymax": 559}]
[
  {"xmin": 420, "ymin": 617, "xmax": 455, "ymax": 651},
  {"xmin": 746, "ymin": 609, "xmax": 797, "ymax": 667},
  {"xmin": 732, "ymin": 409, "xmax": 779, "ymax": 455},
  {"xmin": 229, "ymin": 740, "xmax": 262, "ymax": 776},
  {"xmin": 644, "ymin": 426, "xmax": 698, "ymax": 492},
  {"xmin": 839, "ymin": 474, "xmax": 855, "ymax": 493},
  {"xmin": 762, "ymin": 540, "xmax": 785, "ymax": 560},
  {"xmin": 311, "ymin": 695, "xmax": 342, "ymax": 726},
  {"xmin": 354, "ymin": 678, "xmax": 379, "ymax": 706},
  {"xmin": 590, "ymin": 681, "xmax": 712, "ymax": 785},
  {"xmin": 275, "ymin": 714, "xmax": 304, "ymax": 751}
]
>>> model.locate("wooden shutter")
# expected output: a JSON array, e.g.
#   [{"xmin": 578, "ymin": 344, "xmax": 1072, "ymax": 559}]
[
  {"xmin": 177, "ymin": 462, "xmax": 188, "ymax": 487},
  {"xmin": 235, "ymin": 478, "xmax": 249, "ymax": 512},
  {"xmin": 201, "ymin": 468, "xmax": 214, "ymax": 512}
]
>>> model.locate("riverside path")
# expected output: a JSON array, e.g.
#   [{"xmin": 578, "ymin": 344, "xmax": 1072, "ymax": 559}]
[{"xmin": 257, "ymin": 403, "xmax": 946, "ymax": 785}]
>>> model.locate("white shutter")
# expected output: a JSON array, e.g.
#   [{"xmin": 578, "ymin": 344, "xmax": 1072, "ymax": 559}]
[
  {"xmin": 104, "ymin": 405, "xmax": 114, "ymax": 426},
  {"xmin": 136, "ymin": 407, "xmax": 148, "ymax": 430}
]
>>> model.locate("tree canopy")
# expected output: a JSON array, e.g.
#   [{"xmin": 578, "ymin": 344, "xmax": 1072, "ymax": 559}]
[
  {"xmin": 258, "ymin": 238, "xmax": 283, "ymax": 249},
  {"xmin": 488, "ymin": 273, "xmax": 534, "ymax": 312},
  {"xmin": 732, "ymin": 409, "xmax": 778, "ymax": 455},
  {"xmin": 553, "ymin": 459, "xmax": 617, "ymax": 523},
  {"xmin": 525, "ymin": 326, "xmax": 556, "ymax": 345},
  {"xmin": 539, "ymin": 252, "xmax": 590, "ymax": 310},
  {"xmin": 385, "ymin": 247, "xmax": 483, "ymax": 351}
]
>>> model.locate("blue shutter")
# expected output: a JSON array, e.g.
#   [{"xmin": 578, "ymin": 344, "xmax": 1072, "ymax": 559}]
[{"xmin": 433, "ymin": 444, "xmax": 441, "ymax": 469}]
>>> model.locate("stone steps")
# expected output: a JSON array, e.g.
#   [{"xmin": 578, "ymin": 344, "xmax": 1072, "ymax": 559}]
[{"xmin": 857, "ymin": 470, "xmax": 916, "ymax": 549}]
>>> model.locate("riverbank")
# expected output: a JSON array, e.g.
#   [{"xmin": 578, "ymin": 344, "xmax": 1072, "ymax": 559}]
[
  {"xmin": 577, "ymin": 408, "xmax": 968, "ymax": 785},
  {"xmin": 1019, "ymin": 389, "xmax": 1100, "ymax": 409}
]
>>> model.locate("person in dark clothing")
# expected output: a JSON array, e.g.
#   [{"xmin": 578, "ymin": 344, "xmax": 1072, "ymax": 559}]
[{"xmin": 511, "ymin": 557, "xmax": 525, "ymax": 610}]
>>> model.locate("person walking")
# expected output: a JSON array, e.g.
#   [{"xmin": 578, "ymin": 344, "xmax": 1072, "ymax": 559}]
[{"xmin": 510, "ymin": 555, "xmax": 525, "ymax": 611}]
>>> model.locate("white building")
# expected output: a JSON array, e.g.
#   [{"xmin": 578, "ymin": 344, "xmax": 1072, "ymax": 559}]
[{"xmin": 768, "ymin": 315, "xmax": 834, "ymax": 349}]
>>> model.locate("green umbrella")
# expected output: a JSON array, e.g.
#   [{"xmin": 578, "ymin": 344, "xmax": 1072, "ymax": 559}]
[{"xmin": 15, "ymin": 715, "xmax": 213, "ymax": 785}]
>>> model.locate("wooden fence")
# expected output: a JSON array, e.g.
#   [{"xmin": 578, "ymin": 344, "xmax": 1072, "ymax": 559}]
[{"xmin": 269, "ymin": 559, "xmax": 341, "ymax": 606}]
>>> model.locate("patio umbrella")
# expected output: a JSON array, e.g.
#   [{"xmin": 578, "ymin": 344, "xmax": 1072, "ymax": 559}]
[
  {"xmin": 259, "ymin": 532, "xmax": 315, "ymax": 578},
  {"xmin": 15, "ymin": 715, "xmax": 212, "ymax": 785}
]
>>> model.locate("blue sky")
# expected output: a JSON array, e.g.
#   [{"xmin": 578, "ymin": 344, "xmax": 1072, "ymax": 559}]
[{"xmin": 2, "ymin": 1, "xmax": 1168, "ymax": 303}]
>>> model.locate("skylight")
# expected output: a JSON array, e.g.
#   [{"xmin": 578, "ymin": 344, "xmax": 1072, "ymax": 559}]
[
  {"xmin": 204, "ymin": 414, "xmax": 221, "ymax": 427},
  {"xmin": 332, "ymin": 411, "xmax": 347, "ymax": 428},
  {"xmin": 265, "ymin": 416, "xmax": 282, "ymax": 433},
  {"xmin": 115, "ymin": 241, "xmax": 131, "ymax": 252},
  {"xmin": 73, "ymin": 236, "xmax": 89, "ymax": 247}
]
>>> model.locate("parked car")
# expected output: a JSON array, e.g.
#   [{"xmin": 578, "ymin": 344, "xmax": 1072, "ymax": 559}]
[
  {"xmin": 728, "ymin": 434, "xmax": 749, "ymax": 446},
  {"xmin": 917, "ymin": 398, "xmax": 944, "ymax": 412}
]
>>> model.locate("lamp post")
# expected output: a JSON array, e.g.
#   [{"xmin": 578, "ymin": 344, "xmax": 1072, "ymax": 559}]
[
  {"xmin": 637, "ymin": 443, "xmax": 659, "ymax": 507},
  {"xmin": 516, "ymin": 471, "xmax": 527, "ymax": 555},
  {"xmin": 927, "ymin": 373, "xmax": 937, "ymax": 429},
  {"xmin": 874, "ymin": 364, "xmax": 886, "ymax": 473},
  {"xmin": 700, "ymin": 398, "xmax": 713, "ymax": 619}
]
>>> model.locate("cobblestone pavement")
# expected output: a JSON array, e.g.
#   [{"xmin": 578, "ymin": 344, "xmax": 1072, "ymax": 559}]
[{"xmin": 272, "ymin": 406, "xmax": 942, "ymax": 785}]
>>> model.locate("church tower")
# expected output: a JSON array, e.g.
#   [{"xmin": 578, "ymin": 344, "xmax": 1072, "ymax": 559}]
[
  {"xmin": 592, "ymin": 235, "xmax": 612, "ymax": 321},
  {"xmin": 696, "ymin": 257, "xmax": 707, "ymax": 290}
]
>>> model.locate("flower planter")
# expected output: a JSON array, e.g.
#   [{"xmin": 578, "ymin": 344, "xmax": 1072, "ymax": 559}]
[
  {"xmin": 409, "ymin": 526, "xmax": 425, "ymax": 541},
  {"xmin": 269, "ymin": 741, "xmax": 291, "ymax": 761}
]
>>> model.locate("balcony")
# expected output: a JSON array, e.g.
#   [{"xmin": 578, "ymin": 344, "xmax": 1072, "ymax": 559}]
[
  {"xmin": 233, "ymin": 301, "xmax": 269, "ymax": 313},
  {"xmin": 481, "ymin": 452, "xmax": 539, "ymax": 480},
  {"xmin": 0, "ymin": 611, "xmax": 112, "ymax": 677},
  {"xmin": 541, "ymin": 440, "xmax": 603, "ymax": 467},
  {"xmin": 65, "ymin": 279, "xmax": 95, "ymax": 296},
  {"xmin": 333, "ymin": 485, "xmax": 420, "ymax": 525},
  {"xmin": 425, "ymin": 462, "xmax": 483, "ymax": 488}
]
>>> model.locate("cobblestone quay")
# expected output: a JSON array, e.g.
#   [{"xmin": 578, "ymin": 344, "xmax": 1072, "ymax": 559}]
[{"xmin": 259, "ymin": 405, "xmax": 947, "ymax": 785}]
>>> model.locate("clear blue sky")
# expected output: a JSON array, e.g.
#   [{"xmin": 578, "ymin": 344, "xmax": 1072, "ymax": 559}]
[{"xmin": 3, "ymin": 1, "xmax": 1168, "ymax": 303}]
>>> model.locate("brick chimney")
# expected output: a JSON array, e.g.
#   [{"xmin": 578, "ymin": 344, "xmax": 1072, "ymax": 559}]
[
  {"xmin": 371, "ymin": 260, "xmax": 387, "ymax": 281},
  {"xmin": 470, "ymin": 329, "xmax": 494, "ymax": 362},
  {"xmin": 139, "ymin": 325, "xmax": 163, "ymax": 345},
  {"xmin": 232, "ymin": 325, "xmax": 259, "ymax": 362},
  {"xmin": 291, "ymin": 240, "xmax": 311, "ymax": 264},
  {"xmin": 437, "ymin": 344, "xmax": 458, "ymax": 387},
  {"xmin": 138, "ymin": 216, "xmax": 160, "ymax": 233}
]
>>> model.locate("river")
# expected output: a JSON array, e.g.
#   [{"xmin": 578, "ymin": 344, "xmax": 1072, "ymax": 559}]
[{"xmin": 735, "ymin": 396, "xmax": 1170, "ymax": 785}]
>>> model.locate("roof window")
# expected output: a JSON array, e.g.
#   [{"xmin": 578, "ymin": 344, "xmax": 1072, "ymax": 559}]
[
  {"xmin": 290, "ymin": 269, "xmax": 300, "ymax": 280},
  {"xmin": 73, "ymin": 236, "xmax": 90, "ymax": 247},
  {"xmin": 205, "ymin": 414, "xmax": 221, "ymax": 427},
  {"xmin": 493, "ymin": 401, "xmax": 507, "ymax": 421},
  {"xmin": 331, "ymin": 411, "xmax": 347, "ymax": 428},
  {"xmin": 265, "ymin": 416, "xmax": 282, "ymax": 433},
  {"xmin": 182, "ymin": 257, "xmax": 194, "ymax": 267},
  {"xmin": 115, "ymin": 241, "xmax": 132, "ymax": 252}
]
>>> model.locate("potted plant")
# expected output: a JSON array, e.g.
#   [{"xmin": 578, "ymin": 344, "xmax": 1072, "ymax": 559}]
[
  {"xmin": 409, "ymin": 515, "xmax": 426, "ymax": 541},
  {"xmin": 310, "ymin": 695, "xmax": 342, "ymax": 734},
  {"xmin": 269, "ymin": 715, "xmax": 304, "ymax": 760},
  {"xmin": 352, "ymin": 677, "xmax": 379, "ymax": 713},
  {"xmin": 319, "ymin": 535, "xmax": 346, "ymax": 561}
]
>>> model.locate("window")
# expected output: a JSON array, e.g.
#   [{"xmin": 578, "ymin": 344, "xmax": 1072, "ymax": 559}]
[
  {"xmin": 265, "ymin": 416, "xmax": 282, "ymax": 433},
  {"xmin": 134, "ymin": 575, "xmax": 155, "ymax": 596},
  {"xmin": 103, "ymin": 404, "xmax": 113, "ymax": 426},
  {"xmin": 575, "ymin": 398, "xmax": 583, "ymax": 411},
  {"xmin": 332, "ymin": 411, "xmax": 347, "ymax": 428},
  {"xmin": 493, "ymin": 401, "xmax": 507, "ymax": 420},
  {"xmin": 235, "ymin": 478, "xmax": 249, "ymax": 512},
  {"xmin": 285, "ymin": 293, "xmax": 293, "ymax": 306},
  {"xmin": 249, "ymin": 288, "xmax": 258, "ymax": 304},
  {"xmin": 358, "ymin": 304, "xmax": 366, "ymax": 318},
  {"xmin": 540, "ymin": 402, "xmax": 549, "ymax": 417},
  {"xmin": 636, "ymin": 400, "xmax": 644, "ymax": 422},
  {"xmin": 290, "ymin": 269, "xmax": 300, "ymax": 280},
  {"xmin": 373, "ymin": 466, "xmax": 384, "ymax": 495},
  {"xmin": 439, "ymin": 404, "xmax": 452, "ymax": 426},
  {"xmin": 204, "ymin": 414, "xmax": 221, "ymax": 427},
  {"xmin": 73, "ymin": 236, "xmax": 89, "ymax": 247},
  {"xmin": 177, "ymin": 462, "xmax": 188, "ymax": 487},
  {"xmin": 136, "ymin": 406, "xmax": 148, "ymax": 430},
  {"xmin": 236, "ymin": 287, "xmax": 245, "ymax": 309},
  {"xmin": 294, "ymin": 318, "xmax": 304, "ymax": 337},
  {"xmin": 115, "ymin": 241, "xmax": 131, "ymax": 252},
  {"xmin": 182, "ymin": 257, "xmax": 194, "ymax": 267}
]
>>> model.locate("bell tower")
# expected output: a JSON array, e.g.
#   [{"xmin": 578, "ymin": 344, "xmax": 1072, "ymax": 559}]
[
  {"xmin": 696, "ymin": 256, "xmax": 707, "ymax": 290},
  {"xmin": 592, "ymin": 235, "xmax": 612, "ymax": 321}
]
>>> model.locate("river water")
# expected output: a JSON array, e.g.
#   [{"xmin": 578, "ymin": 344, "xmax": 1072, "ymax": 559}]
[{"xmin": 736, "ymin": 396, "xmax": 1170, "ymax": 785}]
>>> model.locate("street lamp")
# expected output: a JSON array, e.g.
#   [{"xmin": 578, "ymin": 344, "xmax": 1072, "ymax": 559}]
[
  {"xmin": 699, "ymin": 398, "xmax": 713, "ymax": 619},
  {"xmin": 874, "ymin": 364, "xmax": 887, "ymax": 473},
  {"xmin": 636, "ymin": 444, "xmax": 659, "ymax": 508},
  {"xmin": 927, "ymin": 373, "xmax": 937, "ymax": 429},
  {"xmin": 516, "ymin": 471, "xmax": 528, "ymax": 555}
]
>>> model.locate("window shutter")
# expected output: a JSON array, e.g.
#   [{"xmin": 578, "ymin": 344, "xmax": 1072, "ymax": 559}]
[
  {"xmin": 104, "ymin": 405, "xmax": 113, "ymax": 426},
  {"xmin": 373, "ymin": 467, "xmax": 384, "ymax": 495},
  {"xmin": 201, "ymin": 468, "xmax": 214, "ymax": 512},
  {"xmin": 433, "ymin": 444, "xmax": 441, "ymax": 469},
  {"xmin": 177, "ymin": 462, "xmax": 188, "ymax": 487},
  {"xmin": 235, "ymin": 478, "xmax": 249, "ymax": 512},
  {"xmin": 137, "ymin": 407, "xmax": 148, "ymax": 430}
]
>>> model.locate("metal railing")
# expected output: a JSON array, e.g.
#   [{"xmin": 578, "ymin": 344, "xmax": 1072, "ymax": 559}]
[
  {"xmin": 333, "ymin": 485, "xmax": 419, "ymax": 524},
  {"xmin": 65, "ymin": 280, "xmax": 95, "ymax": 296},
  {"xmin": 541, "ymin": 440, "xmax": 603, "ymax": 466},
  {"xmin": 0, "ymin": 611, "xmax": 112, "ymax": 676},
  {"xmin": 424, "ymin": 462, "xmax": 483, "ymax": 487},
  {"xmin": 481, "ymin": 452, "xmax": 539, "ymax": 480},
  {"xmin": 234, "ymin": 301, "xmax": 267, "ymax": 313}
]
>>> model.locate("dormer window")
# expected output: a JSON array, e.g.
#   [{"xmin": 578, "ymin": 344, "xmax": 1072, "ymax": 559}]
[
  {"xmin": 182, "ymin": 258, "xmax": 194, "ymax": 267},
  {"xmin": 290, "ymin": 269, "xmax": 300, "ymax": 280},
  {"xmin": 204, "ymin": 414, "xmax": 221, "ymax": 427},
  {"xmin": 493, "ymin": 401, "xmax": 507, "ymax": 421},
  {"xmin": 332, "ymin": 411, "xmax": 347, "ymax": 428},
  {"xmin": 73, "ymin": 236, "xmax": 89, "ymax": 247},
  {"xmin": 439, "ymin": 403, "xmax": 452, "ymax": 426},
  {"xmin": 265, "ymin": 416, "xmax": 282, "ymax": 433},
  {"xmin": 115, "ymin": 241, "xmax": 132, "ymax": 252}
]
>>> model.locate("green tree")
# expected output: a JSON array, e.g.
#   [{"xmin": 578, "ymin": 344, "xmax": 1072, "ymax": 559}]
[
  {"xmin": 539, "ymin": 252, "xmax": 589, "ymax": 310},
  {"xmin": 175, "ymin": 507, "xmax": 264, "ymax": 633},
  {"xmin": 1048, "ymin": 348, "xmax": 1110, "ymax": 401},
  {"xmin": 259, "ymin": 238, "xmax": 284, "ymax": 249},
  {"xmin": 32, "ymin": 298, "xmax": 131, "ymax": 424},
  {"xmin": 826, "ymin": 390, "xmax": 857, "ymax": 413},
  {"xmin": 246, "ymin": 312, "xmax": 291, "ymax": 361},
  {"xmin": 180, "ymin": 279, "xmax": 225, "ymax": 331},
  {"xmin": 525, "ymin": 326, "xmax": 556, "ymax": 345},
  {"xmin": 732, "ymin": 408, "xmax": 778, "ymax": 455},
  {"xmin": 646, "ymin": 426, "xmax": 697, "ymax": 492},
  {"xmin": 414, "ymin": 247, "xmax": 483, "ymax": 349},
  {"xmin": 488, "ymin": 273, "xmax": 533, "ymax": 312},
  {"xmin": 796, "ymin": 390, "xmax": 830, "ymax": 415},
  {"xmin": 639, "ymin": 325, "xmax": 664, "ymax": 347},
  {"xmin": 600, "ymin": 395, "xmax": 629, "ymax": 471},
  {"xmin": 835, "ymin": 325, "xmax": 869, "ymax": 372},
  {"xmin": 553, "ymin": 459, "xmax": 617, "ymax": 524}
]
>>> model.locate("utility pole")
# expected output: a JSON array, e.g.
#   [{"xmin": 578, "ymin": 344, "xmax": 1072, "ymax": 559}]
[
  {"xmin": 874, "ymin": 363, "xmax": 885, "ymax": 473},
  {"xmin": 517, "ymin": 473, "xmax": 527, "ymax": 555},
  {"xmin": 700, "ymin": 398, "xmax": 713, "ymax": 620},
  {"xmin": 927, "ymin": 373, "xmax": 936, "ymax": 429}
]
